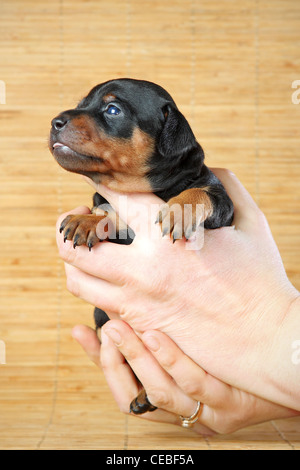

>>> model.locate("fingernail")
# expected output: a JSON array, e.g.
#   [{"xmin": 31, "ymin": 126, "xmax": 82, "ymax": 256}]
[
  {"xmin": 105, "ymin": 328, "xmax": 122, "ymax": 346},
  {"xmin": 143, "ymin": 335, "xmax": 160, "ymax": 352}
]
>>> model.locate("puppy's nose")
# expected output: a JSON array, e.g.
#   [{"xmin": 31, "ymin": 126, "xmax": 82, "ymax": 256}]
[{"xmin": 51, "ymin": 114, "xmax": 69, "ymax": 131}]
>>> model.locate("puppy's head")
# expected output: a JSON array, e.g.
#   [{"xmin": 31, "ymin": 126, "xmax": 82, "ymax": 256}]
[{"xmin": 49, "ymin": 79, "xmax": 203, "ymax": 193}]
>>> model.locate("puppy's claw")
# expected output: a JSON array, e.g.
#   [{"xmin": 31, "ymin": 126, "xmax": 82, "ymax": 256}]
[
  {"xmin": 73, "ymin": 233, "xmax": 80, "ymax": 249},
  {"xmin": 162, "ymin": 227, "xmax": 170, "ymax": 237},
  {"xmin": 185, "ymin": 226, "xmax": 193, "ymax": 240},
  {"xmin": 60, "ymin": 215, "xmax": 72, "ymax": 234},
  {"xmin": 172, "ymin": 233, "xmax": 180, "ymax": 243}
]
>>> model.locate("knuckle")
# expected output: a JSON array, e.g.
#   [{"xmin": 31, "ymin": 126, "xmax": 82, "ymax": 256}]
[
  {"xmin": 99, "ymin": 355, "xmax": 113, "ymax": 374},
  {"xmin": 147, "ymin": 389, "xmax": 170, "ymax": 409},
  {"xmin": 160, "ymin": 352, "xmax": 177, "ymax": 370},
  {"xmin": 99, "ymin": 345, "xmax": 110, "ymax": 369},
  {"xmin": 179, "ymin": 372, "xmax": 210, "ymax": 401},
  {"xmin": 117, "ymin": 305, "xmax": 135, "ymax": 325},
  {"xmin": 180, "ymin": 379, "xmax": 205, "ymax": 399},
  {"xmin": 99, "ymin": 357, "xmax": 109, "ymax": 371},
  {"xmin": 122, "ymin": 348, "xmax": 139, "ymax": 363},
  {"xmin": 181, "ymin": 381, "xmax": 202, "ymax": 398},
  {"xmin": 118, "ymin": 303, "xmax": 129, "ymax": 319}
]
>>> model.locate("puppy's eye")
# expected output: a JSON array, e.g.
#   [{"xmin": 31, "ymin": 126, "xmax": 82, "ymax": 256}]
[{"xmin": 105, "ymin": 105, "xmax": 121, "ymax": 116}]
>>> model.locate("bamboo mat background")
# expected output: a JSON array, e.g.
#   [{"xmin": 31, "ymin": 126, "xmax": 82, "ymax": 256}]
[{"xmin": 0, "ymin": 0, "xmax": 299, "ymax": 450}]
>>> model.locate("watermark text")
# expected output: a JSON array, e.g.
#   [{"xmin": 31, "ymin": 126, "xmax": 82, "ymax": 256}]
[
  {"xmin": 0, "ymin": 80, "xmax": 6, "ymax": 104},
  {"xmin": 291, "ymin": 340, "xmax": 300, "ymax": 365},
  {"xmin": 0, "ymin": 340, "xmax": 6, "ymax": 364},
  {"xmin": 94, "ymin": 198, "xmax": 206, "ymax": 251},
  {"xmin": 292, "ymin": 80, "xmax": 300, "ymax": 104}
]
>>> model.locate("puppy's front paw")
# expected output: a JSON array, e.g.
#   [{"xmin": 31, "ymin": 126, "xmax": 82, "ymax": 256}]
[
  {"xmin": 156, "ymin": 188, "xmax": 213, "ymax": 242},
  {"xmin": 156, "ymin": 201, "xmax": 188, "ymax": 242},
  {"xmin": 59, "ymin": 214, "xmax": 104, "ymax": 251}
]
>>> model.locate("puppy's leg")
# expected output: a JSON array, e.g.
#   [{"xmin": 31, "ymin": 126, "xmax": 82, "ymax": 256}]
[
  {"xmin": 59, "ymin": 212, "xmax": 108, "ymax": 250},
  {"xmin": 94, "ymin": 307, "xmax": 110, "ymax": 330},
  {"xmin": 157, "ymin": 184, "xmax": 234, "ymax": 241},
  {"xmin": 130, "ymin": 388, "xmax": 157, "ymax": 415},
  {"xmin": 59, "ymin": 193, "xmax": 135, "ymax": 250}
]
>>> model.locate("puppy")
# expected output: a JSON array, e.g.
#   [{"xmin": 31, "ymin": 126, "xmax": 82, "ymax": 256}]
[{"xmin": 50, "ymin": 78, "xmax": 234, "ymax": 415}]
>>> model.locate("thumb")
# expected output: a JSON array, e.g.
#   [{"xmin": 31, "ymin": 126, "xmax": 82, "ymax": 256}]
[{"xmin": 72, "ymin": 325, "xmax": 101, "ymax": 368}]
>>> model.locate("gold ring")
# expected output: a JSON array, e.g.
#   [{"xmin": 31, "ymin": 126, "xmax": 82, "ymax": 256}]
[{"xmin": 179, "ymin": 401, "xmax": 202, "ymax": 428}]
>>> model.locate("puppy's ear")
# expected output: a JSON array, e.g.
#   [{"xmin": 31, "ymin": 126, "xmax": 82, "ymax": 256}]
[{"xmin": 158, "ymin": 104, "xmax": 198, "ymax": 159}]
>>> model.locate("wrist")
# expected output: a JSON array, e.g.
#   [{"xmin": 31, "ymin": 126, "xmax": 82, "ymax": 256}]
[{"xmin": 260, "ymin": 293, "xmax": 300, "ymax": 411}]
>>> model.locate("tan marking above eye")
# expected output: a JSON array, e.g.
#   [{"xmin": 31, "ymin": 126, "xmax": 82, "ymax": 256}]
[{"xmin": 102, "ymin": 94, "xmax": 117, "ymax": 104}]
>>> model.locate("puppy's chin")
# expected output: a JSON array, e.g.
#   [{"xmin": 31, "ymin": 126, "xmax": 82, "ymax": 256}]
[
  {"xmin": 50, "ymin": 143, "xmax": 104, "ymax": 179},
  {"xmin": 83, "ymin": 172, "xmax": 102, "ymax": 185}
]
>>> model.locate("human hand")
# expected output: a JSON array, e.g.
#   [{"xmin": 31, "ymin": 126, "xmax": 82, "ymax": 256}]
[
  {"xmin": 72, "ymin": 320, "xmax": 299, "ymax": 435},
  {"xmin": 57, "ymin": 169, "xmax": 300, "ymax": 410}
]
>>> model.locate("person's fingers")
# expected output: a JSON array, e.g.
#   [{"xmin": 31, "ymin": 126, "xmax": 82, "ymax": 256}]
[
  {"xmin": 102, "ymin": 320, "xmax": 198, "ymax": 418},
  {"xmin": 142, "ymin": 330, "xmax": 234, "ymax": 409},
  {"xmin": 57, "ymin": 225, "xmax": 137, "ymax": 283},
  {"xmin": 210, "ymin": 168, "xmax": 264, "ymax": 232},
  {"xmin": 100, "ymin": 326, "xmax": 214, "ymax": 433},
  {"xmin": 71, "ymin": 321, "xmax": 217, "ymax": 434},
  {"xmin": 71, "ymin": 324, "xmax": 180, "ymax": 425},
  {"xmin": 72, "ymin": 325, "xmax": 101, "ymax": 367},
  {"xmin": 100, "ymin": 328, "xmax": 142, "ymax": 414},
  {"xmin": 64, "ymin": 264, "xmax": 125, "ymax": 313}
]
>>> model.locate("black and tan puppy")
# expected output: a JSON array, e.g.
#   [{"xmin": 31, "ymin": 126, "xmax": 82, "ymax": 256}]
[{"xmin": 49, "ymin": 78, "xmax": 234, "ymax": 415}]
